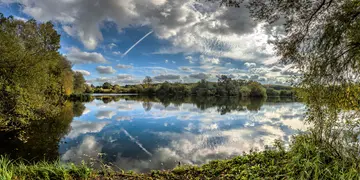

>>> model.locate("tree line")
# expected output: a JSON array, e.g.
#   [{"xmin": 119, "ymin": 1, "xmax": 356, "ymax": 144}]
[{"xmin": 86, "ymin": 75, "xmax": 295, "ymax": 98}]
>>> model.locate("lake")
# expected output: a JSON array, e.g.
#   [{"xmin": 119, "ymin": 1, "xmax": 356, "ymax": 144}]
[{"xmin": 0, "ymin": 95, "xmax": 307, "ymax": 173}]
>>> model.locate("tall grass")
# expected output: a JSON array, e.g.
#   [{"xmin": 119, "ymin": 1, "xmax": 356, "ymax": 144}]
[
  {"xmin": 1, "ymin": 134, "xmax": 359, "ymax": 179},
  {"xmin": 0, "ymin": 157, "xmax": 92, "ymax": 180}
]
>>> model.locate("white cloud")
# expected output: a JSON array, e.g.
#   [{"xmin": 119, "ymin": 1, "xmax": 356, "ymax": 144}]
[
  {"xmin": 113, "ymin": 51, "xmax": 122, "ymax": 55},
  {"xmin": 200, "ymin": 55, "xmax": 220, "ymax": 65},
  {"xmin": 61, "ymin": 136, "xmax": 102, "ymax": 163},
  {"xmin": 185, "ymin": 56, "xmax": 194, "ymax": 64},
  {"xmin": 66, "ymin": 47, "xmax": 107, "ymax": 64},
  {"xmin": 74, "ymin": 69, "xmax": 91, "ymax": 76},
  {"xmin": 96, "ymin": 66, "xmax": 116, "ymax": 74},
  {"xmin": 95, "ymin": 110, "xmax": 116, "ymax": 119},
  {"xmin": 66, "ymin": 121, "xmax": 108, "ymax": 139},
  {"xmin": 116, "ymin": 64, "xmax": 133, "ymax": 69},
  {"xmin": 244, "ymin": 62, "xmax": 256, "ymax": 68},
  {"xmin": 6, "ymin": 0, "xmax": 279, "ymax": 64},
  {"xmin": 117, "ymin": 74, "xmax": 133, "ymax": 80},
  {"xmin": 14, "ymin": 16, "xmax": 27, "ymax": 21},
  {"xmin": 108, "ymin": 43, "xmax": 117, "ymax": 49}
]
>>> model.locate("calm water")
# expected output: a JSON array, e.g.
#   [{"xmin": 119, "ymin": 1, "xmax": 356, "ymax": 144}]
[
  {"xmin": 60, "ymin": 96, "xmax": 306, "ymax": 172},
  {"xmin": 0, "ymin": 95, "xmax": 307, "ymax": 173}
]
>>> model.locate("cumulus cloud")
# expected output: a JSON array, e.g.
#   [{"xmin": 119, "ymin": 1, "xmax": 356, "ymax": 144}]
[
  {"xmin": 153, "ymin": 74, "xmax": 181, "ymax": 81},
  {"xmin": 66, "ymin": 47, "xmax": 107, "ymax": 64},
  {"xmin": 61, "ymin": 136, "xmax": 102, "ymax": 163},
  {"xmin": 96, "ymin": 110, "xmax": 116, "ymax": 120},
  {"xmin": 189, "ymin": 73, "xmax": 211, "ymax": 80},
  {"xmin": 117, "ymin": 74, "xmax": 133, "ymax": 80},
  {"xmin": 244, "ymin": 62, "xmax": 256, "ymax": 68},
  {"xmin": 5, "ymin": 0, "xmax": 279, "ymax": 64},
  {"xmin": 116, "ymin": 64, "xmax": 133, "ymax": 69},
  {"xmin": 66, "ymin": 121, "xmax": 108, "ymax": 139},
  {"xmin": 200, "ymin": 55, "xmax": 220, "ymax": 65},
  {"xmin": 96, "ymin": 66, "xmax": 116, "ymax": 74},
  {"xmin": 185, "ymin": 56, "xmax": 195, "ymax": 64},
  {"xmin": 74, "ymin": 69, "xmax": 91, "ymax": 76}
]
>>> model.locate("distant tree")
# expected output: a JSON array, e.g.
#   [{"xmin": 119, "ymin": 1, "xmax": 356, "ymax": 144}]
[
  {"xmin": 112, "ymin": 84, "xmax": 121, "ymax": 92},
  {"xmin": 248, "ymin": 81, "xmax": 267, "ymax": 98},
  {"xmin": 280, "ymin": 90, "xmax": 294, "ymax": 97},
  {"xmin": 84, "ymin": 84, "xmax": 93, "ymax": 93},
  {"xmin": 143, "ymin": 76, "xmax": 153, "ymax": 88},
  {"xmin": 102, "ymin": 82, "xmax": 112, "ymax": 89},
  {"xmin": 266, "ymin": 88, "xmax": 280, "ymax": 97},
  {"xmin": 239, "ymin": 86, "xmax": 251, "ymax": 97}
]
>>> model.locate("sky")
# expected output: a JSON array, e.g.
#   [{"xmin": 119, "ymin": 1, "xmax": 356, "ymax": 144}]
[{"xmin": 0, "ymin": 0, "xmax": 300, "ymax": 85}]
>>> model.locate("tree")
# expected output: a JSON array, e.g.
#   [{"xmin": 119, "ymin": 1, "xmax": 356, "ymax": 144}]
[
  {"xmin": 73, "ymin": 72, "xmax": 86, "ymax": 93},
  {"xmin": 202, "ymin": 1, "xmax": 360, "ymax": 84},
  {"xmin": 143, "ymin": 76, "xmax": 153, "ymax": 88},
  {"xmin": 248, "ymin": 81, "xmax": 267, "ymax": 98},
  {"xmin": 266, "ymin": 88, "xmax": 280, "ymax": 97},
  {"xmin": 245, "ymin": 0, "xmax": 360, "ymax": 84},
  {"xmin": 102, "ymin": 82, "xmax": 112, "ymax": 89},
  {"xmin": 239, "ymin": 86, "xmax": 251, "ymax": 97},
  {"xmin": 0, "ymin": 14, "xmax": 73, "ymax": 128}
]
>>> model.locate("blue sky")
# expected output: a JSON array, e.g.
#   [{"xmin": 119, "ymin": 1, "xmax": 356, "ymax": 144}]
[{"xmin": 0, "ymin": 0, "xmax": 300, "ymax": 85}]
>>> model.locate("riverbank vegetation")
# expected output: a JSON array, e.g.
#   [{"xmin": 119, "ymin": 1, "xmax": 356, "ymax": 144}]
[
  {"xmin": 86, "ymin": 76, "xmax": 295, "ymax": 98},
  {"xmin": 1, "ymin": 133, "xmax": 359, "ymax": 180}
]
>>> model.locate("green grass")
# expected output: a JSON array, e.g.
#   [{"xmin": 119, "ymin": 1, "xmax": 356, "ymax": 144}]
[{"xmin": 1, "ymin": 134, "xmax": 359, "ymax": 179}]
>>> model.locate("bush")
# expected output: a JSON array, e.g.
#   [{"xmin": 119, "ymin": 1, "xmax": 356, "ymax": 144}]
[
  {"xmin": 239, "ymin": 86, "xmax": 251, "ymax": 97},
  {"xmin": 266, "ymin": 88, "xmax": 280, "ymax": 97},
  {"xmin": 280, "ymin": 90, "xmax": 293, "ymax": 97},
  {"xmin": 248, "ymin": 82, "xmax": 267, "ymax": 98}
]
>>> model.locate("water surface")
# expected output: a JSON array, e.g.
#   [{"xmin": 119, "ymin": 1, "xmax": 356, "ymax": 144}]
[{"xmin": 58, "ymin": 96, "xmax": 306, "ymax": 172}]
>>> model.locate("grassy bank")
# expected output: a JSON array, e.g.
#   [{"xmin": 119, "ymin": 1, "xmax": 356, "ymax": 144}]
[{"xmin": 1, "ymin": 134, "xmax": 359, "ymax": 180}]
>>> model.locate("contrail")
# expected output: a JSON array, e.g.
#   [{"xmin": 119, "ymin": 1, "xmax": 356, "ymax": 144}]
[
  {"xmin": 121, "ymin": 128, "xmax": 153, "ymax": 156},
  {"xmin": 121, "ymin": 31, "xmax": 153, "ymax": 58}
]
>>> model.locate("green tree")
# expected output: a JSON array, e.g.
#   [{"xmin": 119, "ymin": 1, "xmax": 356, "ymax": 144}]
[
  {"xmin": 73, "ymin": 72, "xmax": 86, "ymax": 93},
  {"xmin": 245, "ymin": 0, "xmax": 360, "ymax": 84},
  {"xmin": 0, "ymin": 14, "xmax": 73, "ymax": 128},
  {"xmin": 266, "ymin": 88, "xmax": 280, "ymax": 97},
  {"xmin": 239, "ymin": 86, "xmax": 251, "ymax": 97},
  {"xmin": 102, "ymin": 82, "xmax": 112, "ymax": 89},
  {"xmin": 143, "ymin": 76, "xmax": 153, "ymax": 88},
  {"xmin": 248, "ymin": 81, "xmax": 267, "ymax": 98}
]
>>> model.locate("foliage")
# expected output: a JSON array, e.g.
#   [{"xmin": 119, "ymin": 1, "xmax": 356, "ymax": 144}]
[
  {"xmin": 102, "ymin": 82, "xmax": 112, "ymax": 89},
  {"xmin": 0, "ymin": 14, "xmax": 76, "ymax": 129},
  {"xmin": 2, "ymin": 133, "xmax": 360, "ymax": 179},
  {"xmin": 143, "ymin": 76, "xmax": 153, "ymax": 88},
  {"xmin": 248, "ymin": 81, "xmax": 267, "ymax": 98},
  {"xmin": 73, "ymin": 72, "xmax": 85, "ymax": 94},
  {"xmin": 266, "ymin": 88, "xmax": 280, "ymax": 97},
  {"xmin": 244, "ymin": 0, "xmax": 360, "ymax": 84}
]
